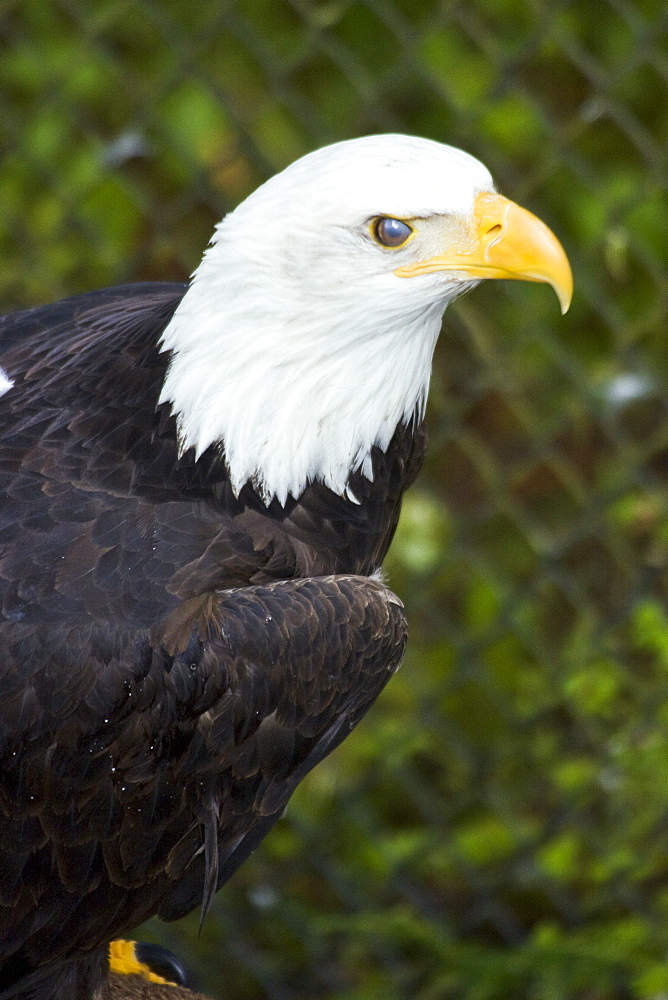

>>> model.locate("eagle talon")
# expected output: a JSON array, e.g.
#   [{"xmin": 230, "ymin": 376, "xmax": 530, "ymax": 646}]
[{"xmin": 108, "ymin": 941, "xmax": 189, "ymax": 988}]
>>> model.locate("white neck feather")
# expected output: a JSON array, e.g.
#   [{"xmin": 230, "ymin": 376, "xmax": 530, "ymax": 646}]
[{"xmin": 159, "ymin": 250, "xmax": 445, "ymax": 505}]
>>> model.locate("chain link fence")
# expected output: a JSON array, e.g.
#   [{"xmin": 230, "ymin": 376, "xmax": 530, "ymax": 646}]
[{"xmin": 1, "ymin": 1, "xmax": 668, "ymax": 997}]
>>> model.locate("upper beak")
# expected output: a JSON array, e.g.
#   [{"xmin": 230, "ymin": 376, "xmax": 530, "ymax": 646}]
[{"xmin": 394, "ymin": 191, "xmax": 573, "ymax": 314}]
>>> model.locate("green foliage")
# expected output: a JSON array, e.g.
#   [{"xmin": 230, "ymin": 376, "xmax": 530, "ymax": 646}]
[{"xmin": 2, "ymin": 0, "xmax": 668, "ymax": 997}]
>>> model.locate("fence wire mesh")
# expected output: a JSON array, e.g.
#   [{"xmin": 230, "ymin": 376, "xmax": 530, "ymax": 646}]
[{"xmin": 1, "ymin": 1, "xmax": 668, "ymax": 998}]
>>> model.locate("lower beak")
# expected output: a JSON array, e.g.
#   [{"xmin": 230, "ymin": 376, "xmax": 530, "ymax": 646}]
[{"xmin": 394, "ymin": 191, "xmax": 573, "ymax": 314}]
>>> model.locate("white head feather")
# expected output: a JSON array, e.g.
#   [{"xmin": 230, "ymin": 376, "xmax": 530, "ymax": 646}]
[{"xmin": 158, "ymin": 134, "xmax": 494, "ymax": 505}]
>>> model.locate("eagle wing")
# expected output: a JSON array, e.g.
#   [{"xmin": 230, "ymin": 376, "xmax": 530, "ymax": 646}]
[{"xmin": 0, "ymin": 571, "xmax": 406, "ymax": 977}]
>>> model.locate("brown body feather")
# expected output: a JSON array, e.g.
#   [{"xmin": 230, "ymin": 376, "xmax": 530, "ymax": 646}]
[{"xmin": 0, "ymin": 286, "xmax": 425, "ymax": 999}]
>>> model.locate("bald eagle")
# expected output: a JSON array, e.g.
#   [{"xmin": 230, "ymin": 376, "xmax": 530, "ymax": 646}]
[{"xmin": 0, "ymin": 135, "xmax": 571, "ymax": 1000}]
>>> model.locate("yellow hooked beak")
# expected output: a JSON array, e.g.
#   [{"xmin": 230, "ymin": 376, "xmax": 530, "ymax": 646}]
[{"xmin": 394, "ymin": 191, "xmax": 573, "ymax": 314}]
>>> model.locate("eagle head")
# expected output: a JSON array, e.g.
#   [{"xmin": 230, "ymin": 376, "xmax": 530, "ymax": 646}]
[{"xmin": 158, "ymin": 134, "xmax": 572, "ymax": 505}]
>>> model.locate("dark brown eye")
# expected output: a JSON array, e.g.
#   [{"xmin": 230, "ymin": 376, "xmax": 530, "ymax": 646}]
[{"xmin": 372, "ymin": 217, "xmax": 413, "ymax": 248}]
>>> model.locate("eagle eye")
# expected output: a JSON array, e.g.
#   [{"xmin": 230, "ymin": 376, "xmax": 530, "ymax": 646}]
[{"xmin": 372, "ymin": 217, "xmax": 413, "ymax": 249}]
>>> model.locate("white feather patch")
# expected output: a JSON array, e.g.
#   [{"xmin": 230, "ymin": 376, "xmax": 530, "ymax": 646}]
[{"xmin": 0, "ymin": 367, "xmax": 14, "ymax": 397}]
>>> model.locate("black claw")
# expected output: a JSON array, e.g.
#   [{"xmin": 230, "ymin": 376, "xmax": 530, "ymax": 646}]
[{"xmin": 133, "ymin": 942, "xmax": 189, "ymax": 988}]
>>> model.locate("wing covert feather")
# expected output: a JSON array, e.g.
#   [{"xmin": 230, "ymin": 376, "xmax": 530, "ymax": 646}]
[{"xmin": 0, "ymin": 574, "xmax": 406, "ymax": 975}]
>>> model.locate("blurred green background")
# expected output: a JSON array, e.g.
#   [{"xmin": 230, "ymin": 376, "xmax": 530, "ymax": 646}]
[{"xmin": 2, "ymin": 1, "xmax": 668, "ymax": 997}]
